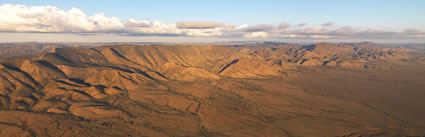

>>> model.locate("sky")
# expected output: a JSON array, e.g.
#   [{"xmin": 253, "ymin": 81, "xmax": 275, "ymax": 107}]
[{"xmin": 0, "ymin": 0, "xmax": 424, "ymax": 43}]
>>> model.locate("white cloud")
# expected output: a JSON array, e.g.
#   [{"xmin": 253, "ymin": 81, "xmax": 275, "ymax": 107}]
[
  {"xmin": 124, "ymin": 19, "xmax": 151, "ymax": 28},
  {"xmin": 176, "ymin": 21, "xmax": 224, "ymax": 29},
  {"xmin": 129, "ymin": 21, "xmax": 180, "ymax": 35},
  {"xmin": 310, "ymin": 35, "xmax": 331, "ymax": 39},
  {"xmin": 0, "ymin": 4, "xmax": 423, "ymax": 39},
  {"xmin": 0, "ymin": 4, "xmax": 125, "ymax": 32},
  {"xmin": 244, "ymin": 32, "xmax": 268, "ymax": 38},
  {"xmin": 275, "ymin": 34, "xmax": 306, "ymax": 38},
  {"xmin": 302, "ymin": 27, "xmax": 327, "ymax": 34}
]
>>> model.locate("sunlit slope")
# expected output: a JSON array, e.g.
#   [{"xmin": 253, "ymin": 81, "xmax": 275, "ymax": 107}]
[{"xmin": 0, "ymin": 43, "xmax": 424, "ymax": 137}]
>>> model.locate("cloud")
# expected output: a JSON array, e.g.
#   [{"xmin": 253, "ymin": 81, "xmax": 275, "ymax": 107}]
[
  {"xmin": 240, "ymin": 24, "xmax": 274, "ymax": 32},
  {"xmin": 302, "ymin": 27, "xmax": 327, "ymax": 34},
  {"xmin": 278, "ymin": 23, "xmax": 290, "ymax": 29},
  {"xmin": 244, "ymin": 32, "xmax": 268, "ymax": 38},
  {"xmin": 0, "ymin": 4, "xmax": 124, "ymax": 32},
  {"xmin": 402, "ymin": 29, "xmax": 425, "ymax": 37},
  {"xmin": 403, "ymin": 28, "xmax": 424, "ymax": 35},
  {"xmin": 176, "ymin": 21, "xmax": 224, "ymax": 29},
  {"xmin": 124, "ymin": 19, "xmax": 150, "ymax": 28},
  {"xmin": 272, "ymin": 26, "xmax": 405, "ymax": 39},
  {"xmin": 0, "ymin": 4, "xmax": 423, "ymax": 40},
  {"xmin": 321, "ymin": 22, "xmax": 334, "ymax": 27},
  {"xmin": 310, "ymin": 35, "xmax": 331, "ymax": 39},
  {"xmin": 328, "ymin": 26, "xmax": 356, "ymax": 36},
  {"xmin": 128, "ymin": 21, "xmax": 183, "ymax": 36},
  {"xmin": 275, "ymin": 34, "xmax": 306, "ymax": 38},
  {"xmin": 296, "ymin": 23, "xmax": 307, "ymax": 27}
]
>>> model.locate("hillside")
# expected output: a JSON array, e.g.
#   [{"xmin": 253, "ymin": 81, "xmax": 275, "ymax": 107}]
[{"xmin": 0, "ymin": 43, "xmax": 425, "ymax": 137}]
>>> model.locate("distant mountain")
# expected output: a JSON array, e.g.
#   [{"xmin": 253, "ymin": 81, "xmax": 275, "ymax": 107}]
[{"xmin": 0, "ymin": 43, "xmax": 114, "ymax": 58}]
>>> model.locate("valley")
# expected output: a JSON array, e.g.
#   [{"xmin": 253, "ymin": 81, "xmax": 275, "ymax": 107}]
[{"xmin": 0, "ymin": 42, "xmax": 424, "ymax": 137}]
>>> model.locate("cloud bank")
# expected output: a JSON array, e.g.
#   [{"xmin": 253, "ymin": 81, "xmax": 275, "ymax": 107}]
[{"xmin": 0, "ymin": 4, "xmax": 424, "ymax": 40}]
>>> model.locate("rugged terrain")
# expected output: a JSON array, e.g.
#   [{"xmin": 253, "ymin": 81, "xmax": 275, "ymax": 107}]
[{"xmin": 0, "ymin": 42, "xmax": 425, "ymax": 137}]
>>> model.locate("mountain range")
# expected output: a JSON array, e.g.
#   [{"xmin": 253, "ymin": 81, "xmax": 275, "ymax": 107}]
[{"xmin": 0, "ymin": 42, "xmax": 425, "ymax": 137}]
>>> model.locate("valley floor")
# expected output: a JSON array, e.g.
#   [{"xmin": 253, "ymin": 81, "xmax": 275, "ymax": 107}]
[{"xmin": 1, "ymin": 65, "xmax": 425, "ymax": 137}]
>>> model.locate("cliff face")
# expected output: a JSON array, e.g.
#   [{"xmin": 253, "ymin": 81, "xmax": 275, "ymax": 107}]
[{"xmin": 0, "ymin": 43, "xmax": 424, "ymax": 137}]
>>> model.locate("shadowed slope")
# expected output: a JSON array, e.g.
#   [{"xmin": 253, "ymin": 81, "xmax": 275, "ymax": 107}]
[{"xmin": 0, "ymin": 43, "xmax": 424, "ymax": 137}]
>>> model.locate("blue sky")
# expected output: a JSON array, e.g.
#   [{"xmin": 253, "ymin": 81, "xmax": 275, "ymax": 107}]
[
  {"xmin": 2, "ymin": 0, "xmax": 424, "ymax": 29},
  {"xmin": 0, "ymin": 0, "xmax": 424, "ymax": 42}
]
